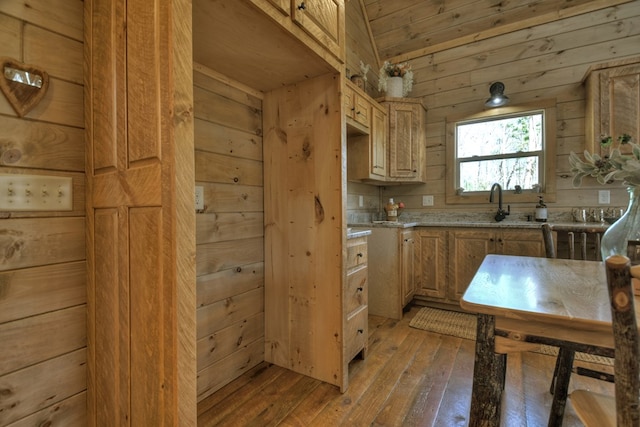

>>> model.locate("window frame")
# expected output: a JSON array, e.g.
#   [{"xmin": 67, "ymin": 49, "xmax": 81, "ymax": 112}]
[{"xmin": 445, "ymin": 99, "xmax": 557, "ymax": 205}]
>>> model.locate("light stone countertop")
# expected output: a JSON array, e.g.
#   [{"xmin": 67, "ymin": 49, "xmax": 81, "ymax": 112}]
[
  {"xmin": 346, "ymin": 229, "xmax": 372, "ymax": 239},
  {"xmin": 347, "ymin": 220, "xmax": 609, "ymax": 231}
]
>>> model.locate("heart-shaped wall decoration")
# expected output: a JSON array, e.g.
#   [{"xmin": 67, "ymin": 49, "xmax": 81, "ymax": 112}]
[{"xmin": 0, "ymin": 57, "xmax": 49, "ymax": 117}]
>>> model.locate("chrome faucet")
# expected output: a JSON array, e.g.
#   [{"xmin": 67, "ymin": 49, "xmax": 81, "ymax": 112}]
[{"xmin": 489, "ymin": 183, "xmax": 510, "ymax": 222}]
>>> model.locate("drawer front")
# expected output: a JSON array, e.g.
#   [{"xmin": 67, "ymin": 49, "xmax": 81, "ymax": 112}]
[
  {"xmin": 346, "ymin": 265, "xmax": 367, "ymax": 314},
  {"xmin": 346, "ymin": 238, "xmax": 368, "ymax": 269},
  {"xmin": 345, "ymin": 306, "xmax": 367, "ymax": 361}
]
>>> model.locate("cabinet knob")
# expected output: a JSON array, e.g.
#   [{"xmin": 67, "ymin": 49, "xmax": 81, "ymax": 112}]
[
  {"xmin": 489, "ymin": 238, "xmax": 494, "ymax": 242},
  {"xmin": 357, "ymin": 286, "xmax": 363, "ymax": 291},
  {"xmin": 357, "ymin": 252, "xmax": 363, "ymax": 257},
  {"xmin": 297, "ymin": 2, "xmax": 306, "ymax": 10},
  {"xmin": 357, "ymin": 329, "xmax": 364, "ymax": 334}
]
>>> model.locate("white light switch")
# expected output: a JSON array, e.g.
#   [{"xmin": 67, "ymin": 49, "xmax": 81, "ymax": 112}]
[
  {"xmin": 598, "ymin": 190, "xmax": 610, "ymax": 204},
  {"xmin": 0, "ymin": 174, "xmax": 72, "ymax": 211}
]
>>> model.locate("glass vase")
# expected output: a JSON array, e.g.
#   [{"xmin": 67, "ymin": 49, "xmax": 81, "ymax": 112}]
[{"xmin": 600, "ymin": 186, "xmax": 640, "ymax": 260}]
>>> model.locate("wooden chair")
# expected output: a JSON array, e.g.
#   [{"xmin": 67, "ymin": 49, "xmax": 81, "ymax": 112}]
[
  {"xmin": 569, "ymin": 254, "xmax": 640, "ymax": 426},
  {"xmin": 541, "ymin": 223, "xmax": 612, "ymax": 426}
]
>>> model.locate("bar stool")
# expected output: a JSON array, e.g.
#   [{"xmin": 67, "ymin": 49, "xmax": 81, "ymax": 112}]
[{"xmin": 541, "ymin": 223, "xmax": 613, "ymax": 426}]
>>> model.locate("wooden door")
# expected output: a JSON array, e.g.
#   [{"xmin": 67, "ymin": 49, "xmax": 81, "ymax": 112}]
[{"xmin": 85, "ymin": 0, "xmax": 196, "ymax": 425}]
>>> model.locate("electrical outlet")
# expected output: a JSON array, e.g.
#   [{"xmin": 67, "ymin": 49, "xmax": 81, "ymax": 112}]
[
  {"xmin": 358, "ymin": 195, "xmax": 364, "ymax": 207},
  {"xmin": 0, "ymin": 174, "xmax": 72, "ymax": 211},
  {"xmin": 422, "ymin": 195, "xmax": 434, "ymax": 206},
  {"xmin": 598, "ymin": 190, "xmax": 610, "ymax": 204},
  {"xmin": 195, "ymin": 186, "xmax": 204, "ymax": 210}
]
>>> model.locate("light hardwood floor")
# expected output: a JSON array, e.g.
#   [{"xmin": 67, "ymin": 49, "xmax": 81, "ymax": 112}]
[{"xmin": 197, "ymin": 306, "xmax": 614, "ymax": 426}]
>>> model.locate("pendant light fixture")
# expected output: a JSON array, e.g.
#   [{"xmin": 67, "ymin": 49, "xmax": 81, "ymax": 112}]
[{"xmin": 485, "ymin": 82, "xmax": 509, "ymax": 107}]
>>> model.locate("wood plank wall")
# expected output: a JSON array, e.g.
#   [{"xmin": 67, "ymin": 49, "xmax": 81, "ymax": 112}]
[
  {"xmin": 346, "ymin": 1, "xmax": 640, "ymax": 220},
  {"xmin": 193, "ymin": 67, "xmax": 265, "ymax": 402},
  {"xmin": 0, "ymin": 1, "xmax": 86, "ymax": 425}
]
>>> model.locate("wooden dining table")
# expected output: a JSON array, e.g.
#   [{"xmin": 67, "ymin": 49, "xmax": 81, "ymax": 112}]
[{"xmin": 459, "ymin": 254, "xmax": 637, "ymax": 427}]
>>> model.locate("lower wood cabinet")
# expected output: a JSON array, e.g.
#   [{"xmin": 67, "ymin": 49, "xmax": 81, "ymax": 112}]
[
  {"xmin": 366, "ymin": 227, "xmax": 415, "ymax": 320},
  {"xmin": 345, "ymin": 235, "xmax": 369, "ymax": 362},
  {"xmin": 415, "ymin": 227, "xmax": 545, "ymax": 305}
]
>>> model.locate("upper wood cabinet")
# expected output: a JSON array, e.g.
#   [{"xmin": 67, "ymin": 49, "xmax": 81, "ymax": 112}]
[
  {"xmin": 256, "ymin": 0, "xmax": 345, "ymax": 63},
  {"xmin": 380, "ymin": 98, "xmax": 427, "ymax": 183},
  {"xmin": 347, "ymin": 80, "xmax": 387, "ymax": 182},
  {"xmin": 292, "ymin": 0, "xmax": 345, "ymax": 62},
  {"xmin": 585, "ymin": 58, "xmax": 640, "ymax": 155}
]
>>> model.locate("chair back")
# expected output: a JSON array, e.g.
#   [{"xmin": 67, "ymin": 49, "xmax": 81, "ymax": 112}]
[
  {"xmin": 541, "ymin": 223, "xmax": 605, "ymax": 261},
  {"xmin": 605, "ymin": 254, "xmax": 640, "ymax": 426}
]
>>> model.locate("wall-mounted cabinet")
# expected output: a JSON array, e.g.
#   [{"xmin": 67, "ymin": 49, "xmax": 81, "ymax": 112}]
[
  {"xmin": 379, "ymin": 97, "xmax": 427, "ymax": 183},
  {"xmin": 584, "ymin": 57, "xmax": 640, "ymax": 155},
  {"xmin": 347, "ymin": 84, "xmax": 428, "ymax": 185},
  {"xmin": 257, "ymin": 0, "xmax": 345, "ymax": 64},
  {"xmin": 346, "ymin": 80, "xmax": 387, "ymax": 182}
]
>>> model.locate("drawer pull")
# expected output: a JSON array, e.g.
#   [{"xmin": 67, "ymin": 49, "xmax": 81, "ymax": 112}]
[
  {"xmin": 357, "ymin": 253, "xmax": 363, "ymax": 257},
  {"xmin": 357, "ymin": 329, "xmax": 364, "ymax": 334},
  {"xmin": 297, "ymin": 2, "xmax": 306, "ymax": 10},
  {"xmin": 357, "ymin": 287, "xmax": 363, "ymax": 291}
]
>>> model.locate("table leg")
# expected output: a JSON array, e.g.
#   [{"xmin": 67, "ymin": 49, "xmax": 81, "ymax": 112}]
[
  {"xmin": 469, "ymin": 313, "xmax": 504, "ymax": 427},
  {"xmin": 547, "ymin": 347, "xmax": 574, "ymax": 427}
]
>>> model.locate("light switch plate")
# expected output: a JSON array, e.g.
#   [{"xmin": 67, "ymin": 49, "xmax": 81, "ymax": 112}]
[
  {"xmin": 195, "ymin": 186, "xmax": 204, "ymax": 210},
  {"xmin": 358, "ymin": 195, "xmax": 364, "ymax": 207},
  {"xmin": 598, "ymin": 190, "xmax": 610, "ymax": 204},
  {"xmin": 422, "ymin": 195, "xmax": 434, "ymax": 206},
  {"xmin": 0, "ymin": 174, "xmax": 72, "ymax": 211}
]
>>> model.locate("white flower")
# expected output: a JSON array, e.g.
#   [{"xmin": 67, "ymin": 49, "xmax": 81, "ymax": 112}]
[{"xmin": 569, "ymin": 134, "xmax": 639, "ymax": 187}]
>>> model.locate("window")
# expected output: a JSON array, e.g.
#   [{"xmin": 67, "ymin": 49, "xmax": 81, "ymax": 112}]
[{"xmin": 446, "ymin": 100, "xmax": 556, "ymax": 204}]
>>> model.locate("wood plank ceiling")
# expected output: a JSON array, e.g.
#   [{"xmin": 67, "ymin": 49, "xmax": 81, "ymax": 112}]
[{"xmin": 360, "ymin": 0, "xmax": 634, "ymax": 97}]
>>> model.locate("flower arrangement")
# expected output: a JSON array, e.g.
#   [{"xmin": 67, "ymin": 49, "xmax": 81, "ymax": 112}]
[
  {"xmin": 378, "ymin": 61, "xmax": 413, "ymax": 96},
  {"xmin": 569, "ymin": 134, "xmax": 639, "ymax": 186}
]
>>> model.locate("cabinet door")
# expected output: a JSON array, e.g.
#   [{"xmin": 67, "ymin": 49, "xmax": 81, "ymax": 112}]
[
  {"xmin": 344, "ymin": 84, "xmax": 355, "ymax": 121},
  {"xmin": 448, "ymin": 229, "xmax": 494, "ymax": 301},
  {"xmin": 291, "ymin": 0, "xmax": 344, "ymax": 61},
  {"xmin": 370, "ymin": 105, "xmax": 387, "ymax": 179},
  {"xmin": 415, "ymin": 229, "xmax": 447, "ymax": 299},
  {"xmin": 353, "ymin": 93, "xmax": 371, "ymax": 128},
  {"xmin": 599, "ymin": 64, "xmax": 640, "ymax": 150},
  {"xmin": 586, "ymin": 62, "xmax": 640, "ymax": 155},
  {"xmin": 401, "ymin": 231, "xmax": 415, "ymax": 305},
  {"xmin": 498, "ymin": 229, "xmax": 545, "ymax": 257},
  {"xmin": 384, "ymin": 100, "xmax": 426, "ymax": 183}
]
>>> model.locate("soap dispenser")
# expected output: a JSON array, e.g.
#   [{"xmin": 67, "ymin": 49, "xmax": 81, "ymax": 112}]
[{"xmin": 535, "ymin": 196, "xmax": 548, "ymax": 222}]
